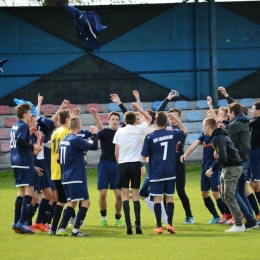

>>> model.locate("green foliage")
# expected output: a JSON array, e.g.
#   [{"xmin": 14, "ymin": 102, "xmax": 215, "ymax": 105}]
[{"xmin": 0, "ymin": 165, "xmax": 258, "ymax": 260}]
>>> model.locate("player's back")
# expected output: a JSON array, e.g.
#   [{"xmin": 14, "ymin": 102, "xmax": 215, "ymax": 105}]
[
  {"xmin": 51, "ymin": 126, "xmax": 69, "ymax": 180},
  {"xmin": 59, "ymin": 134, "xmax": 92, "ymax": 184},
  {"xmin": 10, "ymin": 120, "xmax": 32, "ymax": 168}
]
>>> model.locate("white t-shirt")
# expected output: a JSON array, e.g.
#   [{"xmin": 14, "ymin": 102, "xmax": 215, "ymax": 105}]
[{"xmin": 113, "ymin": 122, "xmax": 148, "ymax": 164}]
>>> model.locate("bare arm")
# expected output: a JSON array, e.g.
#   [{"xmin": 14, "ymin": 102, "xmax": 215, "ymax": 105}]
[
  {"xmin": 207, "ymin": 96, "xmax": 218, "ymax": 121},
  {"xmin": 180, "ymin": 140, "xmax": 201, "ymax": 163},
  {"xmin": 168, "ymin": 113, "xmax": 188, "ymax": 135},
  {"xmin": 132, "ymin": 104, "xmax": 152, "ymax": 124},
  {"xmin": 133, "ymin": 90, "xmax": 142, "ymax": 110},
  {"xmin": 115, "ymin": 144, "xmax": 119, "ymax": 162},
  {"xmin": 36, "ymin": 93, "xmax": 43, "ymax": 115},
  {"xmin": 91, "ymin": 108, "xmax": 103, "ymax": 130}
]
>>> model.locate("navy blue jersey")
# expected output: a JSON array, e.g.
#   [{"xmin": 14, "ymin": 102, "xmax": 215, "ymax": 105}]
[
  {"xmin": 197, "ymin": 132, "xmax": 216, "ymax": 170},
  {"xmin": 37, "ymin": 117, "xmax": 55, "ymax": 143},
  {"xmin": 77, "ymin": 129, "xmax": 92, "ymax": 140},
  {"xmin": 98, "ymin": 128, "xmax": 117, "ymax": 161},
  {"xmin": 10, "ymin": 120, "xmax": 33, "ymax": 168},
  {"xmin": 142, "ymin": 129, "xmax": 184, "ymax": 181},
  {"xmin": 59, "ymin": 134, "xmax": 93, "ymax": 184}
]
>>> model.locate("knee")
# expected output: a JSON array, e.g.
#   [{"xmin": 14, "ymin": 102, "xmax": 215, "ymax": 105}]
[
  {"xmin": 100, "ymin": 191, "xmax": 107, "ymax": 200},
  {"xmin": 212, "ymin": 191, "xmax": 220, "ymax": 200},
  {"xmin": 201, "ymin": 191, "xmax": 209, "ymax": 199}
]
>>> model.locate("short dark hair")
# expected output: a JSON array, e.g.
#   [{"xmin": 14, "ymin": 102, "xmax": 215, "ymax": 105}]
[
  {"xmin": 241, "ymin": 105, "xmax": 248, "ymax": 116},
  {"xmin": 145, "ymin": 109, "xmax": 156, "ymax": 124},
  {"xmin": 108, "ymin": 112, "xmax": 120, "ymax": 120},
  {"xmin": 15, "ymin": 103, "xmax": 31, "ymax": 119},
  {"xmin": 125, "ymin": 111, "xmax": 136, "ymax": 125},
  {"xmin": 169, "ymin": 108, "xmax": 181, "ymax": 117},
  {"xmin": 228, "ymin": 102, "xmax": 242, "ymax": 116},
  {"xmin": 155, "ymin": 111, "xmax": 168, "ymax": 127},
  {"xmin": 43, "ymin": 113, "xmax": 53, "ymax": 118},
  {"xmin": 203, "ymin": 117, "xmax": 217, "ymax": 129},
  {"xmin": 58, "ymin": 109, "xmax": 71, "ymax": 124},
  {"xmin": 253, "ymin": 101, "xmax": 260, "ymax": 110}
]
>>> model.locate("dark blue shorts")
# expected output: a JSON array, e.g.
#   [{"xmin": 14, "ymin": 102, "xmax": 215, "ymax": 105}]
[
  {"xmin": 201, "ymin": 168, "xmax": 220, "ymax": 192},
  {"xmin": 13, "ymin": 166, "xmax": 35, "ymax": 187},
  {"xmin": 98, "ymin": 160, "xmax": 119, "ymax": 190},
  {"xmin": 63, "ymin": 183, "xmax": 89, "ymax": 202},
  {"xmin": 34, "ymin": 159, "xmax": 53, "ymax": 189},
  {"xmin": 139, "ymin": 175, "xmax": 150, "ymax": 197},
  {"xmin": 149, "ymin": 179, "xmax": 175, "ymax": 196},
  {"xmin": 249, "ymin": 149, "xmax": 260, "ymax": 181}
]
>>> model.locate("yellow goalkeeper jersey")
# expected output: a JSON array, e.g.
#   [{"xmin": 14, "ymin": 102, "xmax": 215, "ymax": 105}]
[{"xmin": 51, "ymin": 126, "xmax": 69, "ymax": 180}]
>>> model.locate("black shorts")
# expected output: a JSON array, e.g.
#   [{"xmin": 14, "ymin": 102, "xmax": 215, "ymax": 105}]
[
  {"xmin": 118, "ymin": 162, "xmax": 141, "ymax": 189},
  {"xmin": 54, "ymin": 180, "xmax": 67, "ymax": 203}
]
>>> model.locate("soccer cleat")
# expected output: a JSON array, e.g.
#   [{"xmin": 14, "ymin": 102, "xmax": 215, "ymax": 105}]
[
  {"xmin": 183, "ymin": 216, "xmax": 195, "ymax": 224},
  {"xmin": 156, "ymin": 227, "xmax": 163, "ymax": 234},
  {"xmin": 225, "ymin": 224, "xmax": 245, "ymax": 232},
  {"xmin": 33, "ymin": 222, "xmax": 49, "ymax": 232},
  {"xmin": 127, "ymin": 228, "xmax": 133, "ymax": 235},
  {"xmin": 57, "ymin": 230, "xmax": 71, "ymax": 236},
  {"xmin": 71, "ymin": 231, "xmax": 90, "ymax": 237},
  {"xmin": 44, "ymin": 223, "xmax": 51, "ymax": 230},
  {"xmin": 12, "ymin": 222, "xmax": 23, "ymax": 234},
  {"xmin": 115, "ymin": 219, "xmax": 123, "ymax": 227},
  {"xmin": 100, "ymin": 219, "xmax": 108, "ymax": 227},
  {"xmin": 228, "ymin": 217, "xmax": 235, "ymax": 225},
  {"xmin": 17, "ymin": 222, "xmax": 35, "ymax": 234},
  {"xmin": 29, "ymin": 226, "xmax": 36, "ymax": 232},
  {"xmin": 218, "ymin": 214, "xmax": 232, "ymax": 224},
  {"xmin": 207, "ymin": 217, "xmax": 221, "ymax": 224},
  {"xmin": 48, "ymin": 230, "xmax": 56, "ymax": 235},
  {"xmin": 69, "ymin": 216, "xmax": 77, "ymax": 227},
  {"xmin": 136, "ymin": 228, "xmax": 142, "ymax": 234},
  {"xmin": 245, "ymin": 219, "xmax": 258, "ymax": 230},
  {"xmin": 167, "ymin": 224, "xmax": 177, "ymax": 234}
]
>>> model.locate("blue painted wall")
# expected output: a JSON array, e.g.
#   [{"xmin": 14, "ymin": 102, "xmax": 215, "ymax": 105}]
[{"xmin": 0, "ymin": 3, "xmax": 259, "ymax": 101}]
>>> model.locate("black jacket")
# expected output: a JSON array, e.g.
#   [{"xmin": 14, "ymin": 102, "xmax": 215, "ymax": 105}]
[{"xmin": 210, "ymin": 128, "xmax": 242, "ymax": 171}]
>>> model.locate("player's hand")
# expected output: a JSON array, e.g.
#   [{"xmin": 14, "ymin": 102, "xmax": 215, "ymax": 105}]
[
  {"xmin": 167, "ymin": 90, "xmax": 177, "ymax": 100},
  {"xmin": 218, "ymin": 123, "xmax": 226, "ymax": 129},
  {"xmin": 131, "ymin": 103, "xmax": 140, "ymax": 111},
  {"xmin": 218, "ymin": 86, "xmax": 228, "ymax": 97},
  {"xmin": 35, "ymin": 166, "xmax": 43, "ymax": 177},
  {"xmin": 34, "ymin": 130, "xmax": 44, "ymax": 140},
  {"xmin": 133, "ymin": 90, "xmax": 140, "ymax": 101},
  {"xmin": 29, "ymin": 126, "xmax": 37, "ymax": 135},
  {"xmin": 89, "ymin": 125, "xmax": 98, "ymax": 134},
  {"xmin": 38, "ymin": 93, "xmax": 44, "ymax": 104},
  {"xmin": 205, "ymin": 169, "xmax": 213, "ymax": 177},
  {"xmin": 33, "ymin": 149, "xmax": 39, "ymax": 156},
  {"xmin": 110, "ymin": 93, "xmax": 121, "ymax": 105},
  {"xmin": 90, "ymin": 108, "xmax": 98, "ymax": 116},
  {"xmin": 61, "ymin": 100, "xmax": 70, "ymax": 109},
  {"xmin": 72, "ymin": 107, "xmax": 81, "ymax": 116},
  {"xmin": 34, "ymin": 144, "xmax": 42, "ymax": 152},
  {"xmin": 207, "ymin": 96, "xmax": 212, "ymax": 107},
  {"xmin": 217, "ymin": 117, "xmax": 224, "ymax": 123},
  {"xmin": 180, "ymin": 154, "xmax": 186, "ymax": 163}
]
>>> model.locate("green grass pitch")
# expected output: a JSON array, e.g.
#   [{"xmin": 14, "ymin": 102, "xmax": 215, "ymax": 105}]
[{"xmin": 0, "ymin": 164, "xmax": 258, "ymax": 260}]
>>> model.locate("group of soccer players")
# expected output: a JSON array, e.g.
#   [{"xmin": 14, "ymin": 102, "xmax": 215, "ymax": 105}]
[{"xmin": 10, "ymin": 87, "xmax": 260, "ymax": 236}]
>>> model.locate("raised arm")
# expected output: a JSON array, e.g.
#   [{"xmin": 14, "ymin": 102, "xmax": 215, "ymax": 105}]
[
  {"xmin": 110, "ymin": 93, "xmax": 128, "ymax": 114},
  {"xmin": 36, "ymin": 93, "xmax": 44, "ymax": 115},
  {"xmin": 218, "ymin": 86, "xmax": 235, "ymax": 104},
  {"xmin": 132, "ymin": 90, "xmax": 142, "ymax": 110},
  {"xmin": 207, "ymin": 96, "xmax": 218, "ymax": 121},
  {"xmin": 132, "ymin": 103, "xmax": 152, "ymax": 124},
  {"xmin": 52, "ymin": 99, "xmax": 70, "ymax": 127},
  {"xmin": 91, "ymin": 108, "xmax": 103, "ymax": 130},
  {"xmin": 168, "ymin": 112, "xmax": 188, "ymax": 135},
  {"xmin": 157, "ymin": 90, "xmax": 177, "ymax": 112}
]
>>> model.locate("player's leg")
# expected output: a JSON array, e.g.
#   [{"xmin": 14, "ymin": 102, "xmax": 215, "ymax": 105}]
[
  {"xmin": 114, "ymin": 189, "xmax": 123, "ymax": 226},
  {"xmin": 50, "ymin": 180, "xmax": 67, "ymax": 234},
  {"xmin": 175, "ymin": 161, "xmax": 194, "ymax": 224},
  {"xmin": 130, "ymin": 162, "xmax": 142, "ymax": 234},
  {"xmin": 118, "ymin": 163, "xmax": 132, "ymax": 235},
  {"xmin": 12, "ymin": 187, "xmax": 25, "ymax": 233},
  {"xmin": 70, "ymin": 183, "xmax": 91, "ymax": 237},
  {"xmin": 201, "ymin": 169, "xmax": 220, "ymax": 224},
  {"xmin": 249, "ymin": 149, "xmax": 260, "ymax": 202},
  {"xmin": 98, "ymin": 160, "xmax": 109, "ymax": 227},
  {"xmin": 33, "ymin": 187, "xmax": 52, "ymax": 232}
]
